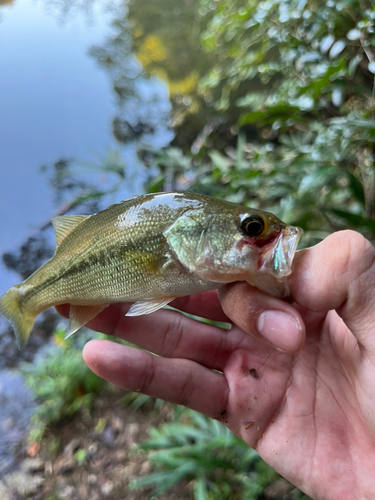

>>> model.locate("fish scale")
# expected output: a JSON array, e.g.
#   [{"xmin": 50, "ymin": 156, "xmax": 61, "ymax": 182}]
[{"xmin": 0, "ymin": 192, "xmax": 303, "ymax": 347}]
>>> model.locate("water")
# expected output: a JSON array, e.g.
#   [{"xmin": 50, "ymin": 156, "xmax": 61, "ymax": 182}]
[
  {"xmin": 0, "ymin": 0, "xmax": 172, "ymax": 296},
  {"xmin": 0, "ymin": 0, "xmax": 114, "ymax": 294},
  {"xmin": 0, "ymin": 0, "xmax": 173, "ymax": 475}
]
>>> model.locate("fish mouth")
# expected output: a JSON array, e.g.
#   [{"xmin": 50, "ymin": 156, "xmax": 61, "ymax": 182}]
[{"xmin": 259, "ymin": 225, "xmax": 303, "ymax": 279}]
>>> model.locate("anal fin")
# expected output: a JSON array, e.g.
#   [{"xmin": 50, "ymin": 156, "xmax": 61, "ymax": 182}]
[
  {"xmin": 126, "ymin": 298, "xmax": 174, "ymax": 317},
  {"xmin": 65, "ymin": 304, "xmax": 109, "ymax": 339}
]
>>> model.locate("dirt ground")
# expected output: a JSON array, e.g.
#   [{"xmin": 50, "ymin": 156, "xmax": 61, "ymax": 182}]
[{"xmin": 1, "ymin": 387, "xmax": 199, "ymax": 500}]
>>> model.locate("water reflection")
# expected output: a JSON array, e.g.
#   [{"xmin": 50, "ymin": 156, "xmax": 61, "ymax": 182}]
[{"xmin": 91, "ymin": 13, "xmax": 173, "ymax": 149}]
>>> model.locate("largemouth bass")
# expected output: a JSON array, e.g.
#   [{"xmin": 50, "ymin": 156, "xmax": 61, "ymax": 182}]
[{"xmin": 0, "ymin": 192, "xmax": 302, "ymax": 347}]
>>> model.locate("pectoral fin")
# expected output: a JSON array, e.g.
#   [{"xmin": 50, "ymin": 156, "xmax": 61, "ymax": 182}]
[
  {"xmin": 65, "ymin": 304, "xmax": 109, "ymax": 339},
  {"xmin": 126, "ymin": 298, "xmax": 174, "ymax": 317}
]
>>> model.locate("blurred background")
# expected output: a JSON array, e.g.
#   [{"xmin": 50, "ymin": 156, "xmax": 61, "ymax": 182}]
[{"xmin": 0, "ymin": 0, "xmax": 374, "ymax": 498}]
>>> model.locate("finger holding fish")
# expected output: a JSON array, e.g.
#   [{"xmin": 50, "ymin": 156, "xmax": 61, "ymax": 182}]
[
  {"xmin": 57, "ymin": 302, "xmax": 238, "ymax": 371},
  {"xmin": 169, "ymin": 290, "xmax": 231, "ymax": 323},
  {"xmin": 56, "ymin": 281, "xmax": 304, "ymax": 376}
]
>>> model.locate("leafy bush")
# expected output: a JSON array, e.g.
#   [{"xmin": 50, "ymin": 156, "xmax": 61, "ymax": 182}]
[
  {"xmin": 199, "ymin": 0, "xmax": 375, "ymax": 124},
  {"xmin": 144, "ymin": 125, "xmax": 374, "ymax": 247}
]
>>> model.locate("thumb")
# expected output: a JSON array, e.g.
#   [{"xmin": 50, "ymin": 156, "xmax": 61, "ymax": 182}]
[{"xmin": 289, "ymin": 230, "xmax": 375, "ymax": 353}]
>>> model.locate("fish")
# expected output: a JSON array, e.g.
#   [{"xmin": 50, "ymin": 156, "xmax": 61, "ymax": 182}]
[{"xmin": 0, "ymin": 192, "xmax": 302, "ymax": 348}]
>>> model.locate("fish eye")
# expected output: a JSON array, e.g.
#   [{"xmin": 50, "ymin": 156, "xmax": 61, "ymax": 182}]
[{"xmin": 240, "ymin": 216, "xmax": 265, "ymax": 237}]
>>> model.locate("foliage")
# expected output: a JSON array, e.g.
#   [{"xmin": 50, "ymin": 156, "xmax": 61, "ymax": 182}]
[
  {"xmin": 20, "ymin": 321, "xmax": 149, "ymax": 444},
  {"xmin": 120, "ymin": 391, "xmax": 165, "ymax": 412},
  {"xmin": 130, "ymin": 409, "xmax": 281, "ymax": 500},
  {"xmin": 139, "ymin": 0, "xmax": 375, "ymax": 244},
  {"xmin": 199, "ymin": 0, "xmax": 375, "ymax": 121},
  {"xmin": 20, "ymin": 326, "xmax": 106, "ymax": 442},
  {"xmin": 42, "ymin": 155, "xmax": 131, "ymax": 216},
  {"xmin": 2, "ymin": 234, "xmax": 54, "ymax": 281}
]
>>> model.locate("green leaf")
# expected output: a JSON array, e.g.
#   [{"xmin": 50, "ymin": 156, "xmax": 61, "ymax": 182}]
[
  {"xmin": 194, "ymin": 477, "xmax": 208, "ymax": 500},
  {"xmin": 208, "ymin": 151, "xmax": 232, "ymax": 173},
  {"xmin": 348, "ymin": 54, "xmax": 362, "ymax": 77},
  {"xmin": 347, "ymin": 172, "xmax": 365, "ymax": 206},
  {"xmin": 298, "ymin": 166, "xmax": 337, "ymax": 196},
  {"xmin": 329, "ymin": 39, "xmax": 346, "ymax": 58},
  {"xmin": 329, "ymin": 118, "xmax": 375, "ymax": 129}
]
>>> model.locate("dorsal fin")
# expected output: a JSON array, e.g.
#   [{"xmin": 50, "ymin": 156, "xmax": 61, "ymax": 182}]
[{"xmin": 51, "ymin": 215, "xmax": 89, "ymax": 246}]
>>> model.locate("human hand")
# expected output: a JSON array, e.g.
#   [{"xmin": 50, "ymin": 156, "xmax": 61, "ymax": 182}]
[{"xmin": 57, "ymin": 230, "xmax": 375, "ymax": 500}]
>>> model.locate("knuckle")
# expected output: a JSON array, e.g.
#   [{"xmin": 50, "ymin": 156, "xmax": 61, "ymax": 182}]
[
  {"xmin": 178, "ymin": 367, "xmax": 196, "ymax": 407},
  {"xmin": 334, "ymin": 231, "xmax": 375, "ymax": 315},
  {"xmin": 326, "ymin": 230, "xmax": 374, "ymax": 278},
  {"xmin": 160, "ymin": 315, "xmax": 185, "ymax": 358},
  {"xmin": 138, "ymin": 355, "xmax": 156, "ymax": 394},
  {"xmin": 343, "ymin": 229, "xmax": 373, "ymax": 257}
]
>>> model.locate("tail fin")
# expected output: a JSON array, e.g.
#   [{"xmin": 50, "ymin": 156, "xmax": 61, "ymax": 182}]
[{"xmin": 0, "ymin": 286, "xmax": 37, "ymax": 348}]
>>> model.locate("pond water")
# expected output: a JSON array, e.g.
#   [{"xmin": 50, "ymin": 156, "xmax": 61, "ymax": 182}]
[
  {"xmin": 0, "ymin": 0, "xmax": 173, "ymax": 475},
  {"xmin": 0, "ymin": 0, "xmax": 172, "ymax": 296},
  {"xmin": 1, "ymin": 0, "xmax": 113, "ymax": 294}
]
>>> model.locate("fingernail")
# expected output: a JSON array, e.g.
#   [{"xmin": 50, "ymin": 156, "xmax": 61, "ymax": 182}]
[{"xmin": 257, "ymin": 310, "xmax": 303, "ymax": 353}]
